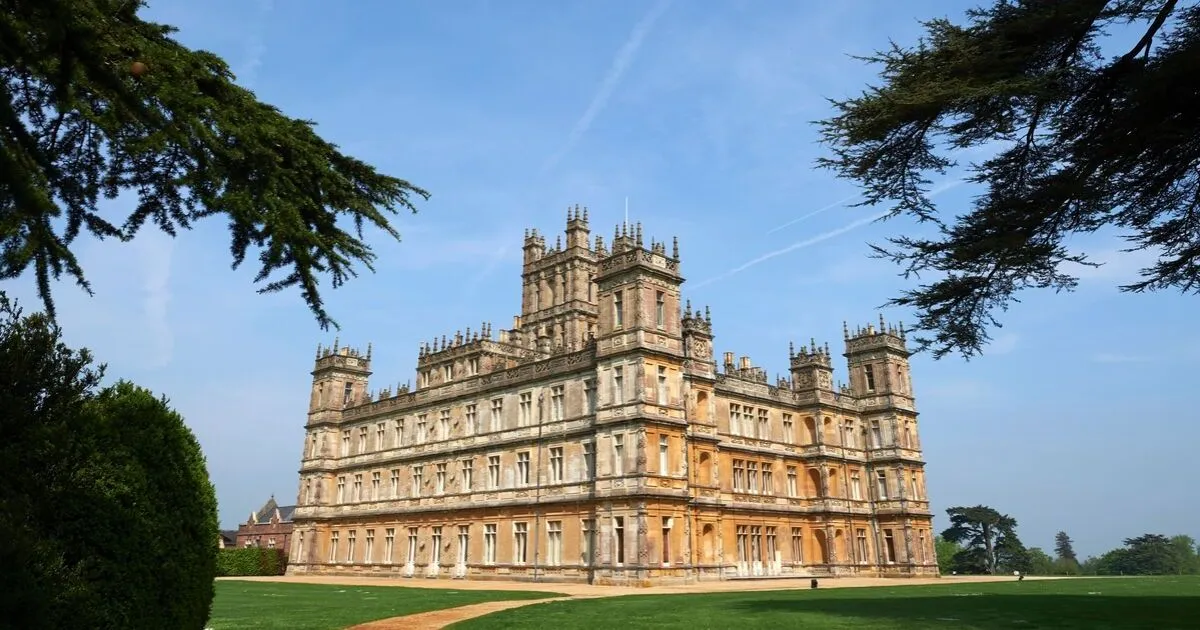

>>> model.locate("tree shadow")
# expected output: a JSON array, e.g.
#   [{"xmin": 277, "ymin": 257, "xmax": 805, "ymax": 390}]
[{"xmin": 730, "ymin": 593, "xmax": 1200, "ymax": 629}]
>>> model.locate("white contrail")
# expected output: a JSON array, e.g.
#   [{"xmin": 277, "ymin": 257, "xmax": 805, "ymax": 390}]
[
  {"xmin": 765, "ymin": 193, "xmax": 859, "ymax": 235},
  {"xmin": 693, "ymin": 179, "xmax": 967, "ymax": 290},
  {"xmin": 540, "ymin": 0, "xmax": 673, "ymax": 174}
]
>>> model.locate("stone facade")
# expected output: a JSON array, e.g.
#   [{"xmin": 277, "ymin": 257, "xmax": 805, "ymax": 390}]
[{"xmin": 287, "ymin": 208, "xmax": 937, "ymax": 585}]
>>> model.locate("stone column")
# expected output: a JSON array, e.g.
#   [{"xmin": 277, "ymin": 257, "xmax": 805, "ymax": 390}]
[{"xmin": 636, "ymin": 501, "xmax": 650, "ymax": 580}]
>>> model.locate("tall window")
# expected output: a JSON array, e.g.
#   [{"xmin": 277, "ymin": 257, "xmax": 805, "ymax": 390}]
[
  {"xmin": 370, "ymin": 471, "xmax": 380, "ymax": 499},
  {"xmin": 346, "ymin": 530, "xmax": 357, "ymax": 563},
  {"xmin": 464, "ymin": 404, "xmax": 477, "ymax": 435},
  {"xmin": 330, "ymin": 531, "xmax": 339, "ymax": 562},
  {"xmin": 550, "ymin": 385, "xmax": 564, "ymax": 421},
  {"xmin": 547, "ymin": 521, "xmax": 563, "ymax": 566},
  {"xmin": 353, "ymin": 474, "xmax": 363, "ymax": 501},
  {"xmin": 730, "ymin": 404, "xmax": 742, "ymax": 436},
  {"xmin": 613, "ymin": 516, "xmax": 625, "ymax": 564},
  {"xmin": 442, "ymin": 364, "xmax": 453, "ymax": 381},
  {"xmin": 435, "ymin": 463, "xmax": 447, "ymax": 494},
  {"xmin": 612, "ymin": 367, "xmax": 624, "ymax": 404},
  {"xmin": 385, "ymin": 528, "xmax": 395, "ymax": 564},
  {"xmin": 655, "ymin": 291, "xmax": 666, "ymax": 328},
  {"xmin": 871, "ymin": 421, "xmax": 883, "ymax": 448},
  {"xmin": 343, "ymin": 382, "xmax": 354, "ymax": 406},
  {"xmin": 389, "ymin": 469, "xmax": 399, "ymax": 498},
  {"xmin": 762, "ymin": 463, "xmax": 774, "ymax": 495},
  {"xmin": 656, "ymin": 366, "xmax": 668, "ymax": 404},
  {"xmin": 851, "ymin": 472, "xmax": 862, "ymax": 500},
  {"xmin": 584, "ymin": 379, "xmax": 596, "ymax": 413},
  {"xmin": 614, "ymin": 291, "xmax": 624, "ymax": 327},
  {"xmin": 302, "ymin": 479, "xmax": 312, "ymax": 504},
  {"xmin": 460, "ymin": 459, "xmax": 473, "ymax": 492},
  {"xmin": 732, "ymin": 460, "xmax": 745, "ymax": 492},
  {"xmin": 438, "ymin": 409, "xmax": 450, "ymax": 440},
  {"xmin": 407, "ymin": 528, "xmax": 418, "ymax": 564},
  {"xmin": 791, "ymin": 528, "xmax": 803, "ymax": 564},
  {"xmin": 341, "ymin": 430, "xmax": 351, "ymax": 455},
  {"xmin": 856, "ymin": 529, "xmax": 869, "ymax": 563},
  {"xmin": 844, "ymin": 422, "xmax": 857, "ymax": 448},
  {"xmin": 517, "ymin": 452, "xmax": 531, "ymax": 486},
  {"xmin": 661, "ymin": 516, "xmax": 672, "ymax": 565},
  {"xmin": 490, "ymin": 399, "xmax": 503, "ymax": 432},
  {"xmin": 864, "ymin": 364, "xmax": 876, "ymax": 391},
  {"xmin": 581, "ymin": 519, "xmax": 595, "ymax": 565},
  {"xmin": 518, "ymin": 392, "xmax": 533, "ymax": 426},
  {"xmin": 787, "ymin": 466, "xmax": 798, "ymax": 497},
  {"xmin": 431, "ymin": 527, "xmax": 442, "ymax": 566},
  {"xmin": 336, "ymin": 476, "xmax": 345, "ymax": 503},
  {"xmin": 484, "ymin": 524, "xmax": 497, "ymax": 564},
  {"xmin": 365, "ymin": 529, "xmax": 375, "ymax": 565},
  {"xmin": 612, "ymin": 434, "xmax": 625, "ymax": 475},
  {"xmin": 757, "ymin": 409, "xmax": 769, "ymax": 440},
  {"xmin": 783, "ymin": 414, "xmax": 794, "ymax": 443},
  {"xmin": 875, "ymin": 470, "xmax": 889, "ymax": 500},
  {"xmin": 550, "ymin": 447, "xmax": 564, "ymax": 483},
  {"xmin": 488, "ymin": 455, "xmax": 500, "ymax": 489},
  {"xmin": 458, "ymin": 526, "xmax": 470, "ymax": 566},
  {"xmin": 411, "ymin": 466, "xmax": 423, "ymax": 498},
  {"xmin": 417, "ymin": 414, "xmax": 428, "ymax": 442},
  {"xmin": 583, "ymin": 442, "xmax": 595, "ymax": 479},
  {"xmin": 884, "ymin": 530, "xmax": 897, "ymax": 563},
  {"xmin": 393, "ymin": 419, "xmax": 404, "ymax": 447},
  {"xmin": 467, "ymin": 357, "xmax": 480, "ymax": 376},
  {"xmin": 658, "ymin": 436, "xmax": 669, "ymax": 473},
  {"xmin": 513, "ymin": 523, "xmax": 528, "ymax": 565},
  {"xmin": 375, "ymin": 423, "xmax": 385, "ymax": 450},
  {"xmin": 357, "ymin": 427, "xmax": 367, "ymax": 453}
]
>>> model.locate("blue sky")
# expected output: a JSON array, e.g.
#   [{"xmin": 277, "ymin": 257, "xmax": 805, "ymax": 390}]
[{"xmin": 5, "ymin": 0, "xmax": 1196, "ymax": 559}]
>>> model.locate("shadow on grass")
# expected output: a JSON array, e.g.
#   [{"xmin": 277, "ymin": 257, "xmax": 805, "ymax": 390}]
[{"xmin": 731, "ymin": 594, "xmax": 1200, "ymax": 629}]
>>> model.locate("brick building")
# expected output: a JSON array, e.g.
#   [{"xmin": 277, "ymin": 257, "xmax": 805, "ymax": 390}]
[
  {"xmin": 288, "ymin": 210, "xmax": 936, "ymax": 584},
  {"xmin": 236, "ymin": 496, "xmax": 296, "ymax": 553}
]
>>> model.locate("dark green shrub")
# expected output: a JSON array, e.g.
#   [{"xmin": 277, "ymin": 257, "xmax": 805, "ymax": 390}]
[
  {"xmin": 0, "ymin": 296, "xmax": 219, "ymax": 629},
  {"xmin": 217, "ymin": 547, "xmax": 288, "ymax": 576}
]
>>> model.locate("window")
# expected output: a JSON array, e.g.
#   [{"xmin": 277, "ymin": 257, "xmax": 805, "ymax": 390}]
[
  {"xmin": 791, "ymin": 528, "xmax": 803, "ymax": 564},
  {"xmin": 357, "ymin": 427, "xmax": 367, "ymax": 453},
  {"xmin": 583, "ymin": 442, "xmax": 595, "ymax": 479},
  {"xmin": 747, "ymin": 462, "xmax": 760, "ymax": 493},
  {"xmin": 614, "ymin": 291, "xmax": 624, "ymax": 327},
  {"xmin": 343, "ymin": 382, "xmax": 354, "ymax": 406},
  {"xmin": 655, "ymin": 291, "xmax": 665, "ymax": 328},
  {"xmin": 297, "ymin": 532, "xmax": 305, "ymax": 561},
  {"xmin": 330, "ymin": 531, "xmax": 339, "ymax": 562},
  {"xmin": 389, "ymin": 469, "xmax": 400, "ymax": 498},
  {"xmin": 435, "ymin": 463, "xmax": 447, "ymax": 494},
  {"xmin": 550, "ymin": 385, "xmax": 564, "ymax": 421},
  {"xmin": 517, "ymin": 452, "xmax": 530, "ymax": 486},
  {"xmin": 730, "ymin": 404, "xmax": 742, "ymax": 436},
  {"xmin": 519, "ymin": 392, "xmax": 532, "ymax": 426},
  {"xmin": 513, "ymin": 523, "xmax": 528, "ymax": 565},
  {"xmin": 550, "ymin": 447, "xmax": 564, "ymax": 483},
  {"xmin": 851, "ymin": 472, "xmax": 862, "ymax": 500},
  {"xmin": 910, "ymin": 471, "xmax": 921, "ymax": 499},
  {"xmin": 385, "ymin": 528, "xmax": 395, "ymax": 564},
  {"xmin": 412, "ymin": 466, "xmax": 423, "ymax": 498},
  {"xmin": 762, "ymin": 463, "xmax": 774, "ymax": 495},
  {"xmin": 393, "ymin": 419, "xmax": 404, "ymax": 447},
  {"xmin": 468, "ymin": 357, "xmax": 480, "ymax": 376},
  {"xmin": 786, "ymin": 466, "xmax": 798, "ymax": 496},
  {"xmin": 490, "ymin": 398, "xmax": 503, "ymax": 432},
  {"xmin": 876, "ymin": 470, "xmax": 889, "ymax": 500},
  {"xmin": 458, "ymin": 525, "xmax": 470, "ymax": 565},
  {"xmin": 419, "ymin": 370, "xmax": 430, "ymax": 388},
  {"xmin": 783, "ymin": 414, "xmax": 794, "ymax": 443},
  {"xmin": 438, "ymin": 409, "xmax": 450, "ymax": 440},
  {"xmin": 884, "ymin": 530, "xmax": 897, "ymax": 563},
  {"xmin": 766, "ymin": 526, "xmax": 778, "ymax": 566},
  {"xmin": 417, "ymin": 414, "xmax": 428, "ymax": 442},
  {"xmin": 612, "ymin": 434, "xmax": 625, "ymax": 476},
  {"xmin": 584, "ymin": 379, "xmax": 596, "ymax": 413},
  {"xmin": 547, "ymin": 521, "xmax": 563, "ymax": 566},
  {"xmin": 871, "ymin": 421, "xmax": 882, "ymax": 448},
  {"xmin": 656, "ymin": 366, "xmax": 668, "ymax": 404},
  {"xmin": 442, "ymin": 364, "xmax": 453, "ymax": 381},
  {"xmin": 465, "ymin": 404, "xmax": 477, "ymax": 435},
  {"xmin": 484, "ymin": 524, "xmax": 497, "ymax": 564},
  {"xmin": 365, "ymin": 529, "xmax": 375, "ymax": 564},
  {"xmin": 346, "ymin": 530, "xmax": 356, "ymax": 563},
  {"xmin": 370, "ymin": 471, "xmax": 380, "ymax": 499},
  {"xmin": 732, "ymin": 460, "xmax": 745, "ymax": 492},
  {"xmin": 736, "ymin": 525, "xmax": 748, "ymax": 563},
  {"xmin": 306, "ymin": 434, "xmax": 316, "ymax": 459},
  {"xmin": 613, "ymin": 516, "xmax": 625, "ymax": 564},
  {"xmin": 757, "ymin": 409, "xmax": 769, "ymax": 440},
  {"xmin": 581, "ymin": 519, "xmax": 595, "ymax": 565},
  {"xmin": 856, "ymin": 529, "xmax": 869, "ymax": 563},
  {"xmin": 460, "ymin": 459, "xmax": 473, "ymax": 492},
  {"xmin": 336, "ymin": 476, "xmax": 345, "ymax": 503},
  {"xmin": 488, "ymin": 455, "xmax": 500, "ymax": 489},
  {"xmin": 341, "ymin": 430, "xmax": 350, "ymax": 456},
  {"xmin": 267, "ymin": 537, "xmax": 276, "ymax": 549},
  {"xmin": 352, "ymin": 473, "xmax": 362, "ymax": 501},
  {"xmin": 658, "ymin": 435, "xmax": 669, "ymax": 473},
  {"xmin": 407, "ymin": 528, "xmax": 418, "ymax": 564},
  {"xmin": 918, "ymin": 531, "xmax": 927, "ymax": 563},
  {"xmin": 844, "ymin": 422, "xmax": 856, "ymax": 448},
  {"xmin": 375, "ymin": 423, "xmax": 385, "ymax": 450},
  {"xmin": 864, "ymin": 364, "xmax": 876, "ymax": 391},
  {"xmin": 611, "ymin": 367, "xmax": 624, "ymax": 404},
  {"xmin": 431, "ymin": 526, "xmax": 442, "ymax": 566},
  {"xmin": 661, "ymin": 516, "xmax": 672, "ymax": 564},
  {"xmin": 303, "ymin": 479, "xmax": 312, "ymax": 504}
]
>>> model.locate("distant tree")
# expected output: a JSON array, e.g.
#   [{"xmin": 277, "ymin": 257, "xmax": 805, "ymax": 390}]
[
  {"xmin": 1169, "ymin": 535, "xmax": 1200, "ymax": 575},
  {"xmin": 940, "ymin": 505, "xmax": 1024, "ymax": 574},
  {"xmin": 0, "ymin": 295, "xmax": 218, "ymax": 629},
  {"xmin": 1026, "ymin": 547, "xmax": 1056, "ymax": 575},
  {"xmin": 1105, "ymin": 534, "xmax": 1185, "ymax": 575},
  {"xmin": 2, "ymin": 0, "xmax": 429, "ymax": 329},
  {"xmin": 1054, "ymin": 531, "xmax": 1078, "ymax": 564},
  {"xmin": 817, "ymin": 0, "xmax": 1200, "ymax": 359},
  {"xmin": 934, "ymin": 535, "xmax": 962, "ymax": 574}
]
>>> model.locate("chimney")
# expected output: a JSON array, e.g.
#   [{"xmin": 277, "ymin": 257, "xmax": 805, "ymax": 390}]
[
  {"xmin": 513, "ymin": 315, "xmax": 522, "ymax": 329},
  {"xmin": 739, "ymin": 356, "xmax": 751, "ymax": 370}
]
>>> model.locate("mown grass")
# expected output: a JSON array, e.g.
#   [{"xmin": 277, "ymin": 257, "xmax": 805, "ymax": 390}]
[
  {"xmin": 452, "ymin": 576, "xmax": 1200, "ymax": 630},
  {"xmin": 208, "ymin": 580, "xmax": 562, "ymax": 630}
]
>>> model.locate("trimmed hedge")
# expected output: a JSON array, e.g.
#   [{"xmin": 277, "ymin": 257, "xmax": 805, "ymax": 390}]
[{"xmin": 217, "ymin": 547, "xmax": 289, "ymax": 576}]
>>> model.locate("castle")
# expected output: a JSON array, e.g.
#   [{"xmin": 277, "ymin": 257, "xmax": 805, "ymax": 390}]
[{"xmin": 287, "ymin": 208, "xmax": 936, "ymax": 584}]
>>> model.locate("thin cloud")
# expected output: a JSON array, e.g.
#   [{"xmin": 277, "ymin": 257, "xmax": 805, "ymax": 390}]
[
  {"xmin": 692, "ymin": 178, "xmax": 967, "ymax": 290},
  {"xmin": 540, "ymin": 0, "xmax": 673, "ymax": 174},
  {"xmin": 765, "ymin": 193, "xmax": 858, "ymax": 235}
]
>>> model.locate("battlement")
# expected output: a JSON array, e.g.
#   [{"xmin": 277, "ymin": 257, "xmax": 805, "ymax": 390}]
[
  {"xmin": 789, "ymin": 339, "xmax": 833, "ymax": 369},
  {"xmin": 721, "ymin": 352, "xmax": 769, "ymax": 383},
  {"xmin": 843, "ymin": 314, "xmax": 909, "ymax": 354},
  {"xmin": 416, "ymin": 322, "xmax": 496, "ymax": 365},
  {"xmin": 313, "ymin": 338, "xmax": 372, "ymax": 374},
  {"xmin": 682, "ymin": 300, "xmax": 712, "ymax": 335}
]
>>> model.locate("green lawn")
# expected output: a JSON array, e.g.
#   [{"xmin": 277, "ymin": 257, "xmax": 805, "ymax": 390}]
[
  {"xmin": 452, "ymin": 576, "xmax": 1200, "ymax": 630},
  {"xmin": 208, "ymin": 580, "xmax": 563, "ymax": 630}
]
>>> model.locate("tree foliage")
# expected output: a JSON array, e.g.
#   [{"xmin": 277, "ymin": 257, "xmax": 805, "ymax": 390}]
[
  {"xmin": 941, "ymin": 505, "xmax": 1026, "ymax": 574},
  {"xmin": 817, "ymin": 0, "xmax": 1200, "ymax": 359},
  {"xmin": 1, "ymin": 0, "xmax": 428, "ymax": 329},
  {"xmin": 934, "ymin": 535, "xmax": 962, "ymax": 574},
  {"xmin": 0, "ymin": 294, "xmax": 219, "ymax": 629},
  {"xmin": 1054, "ymin": 530, "xmax": 1079, "ymax": 564}
]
